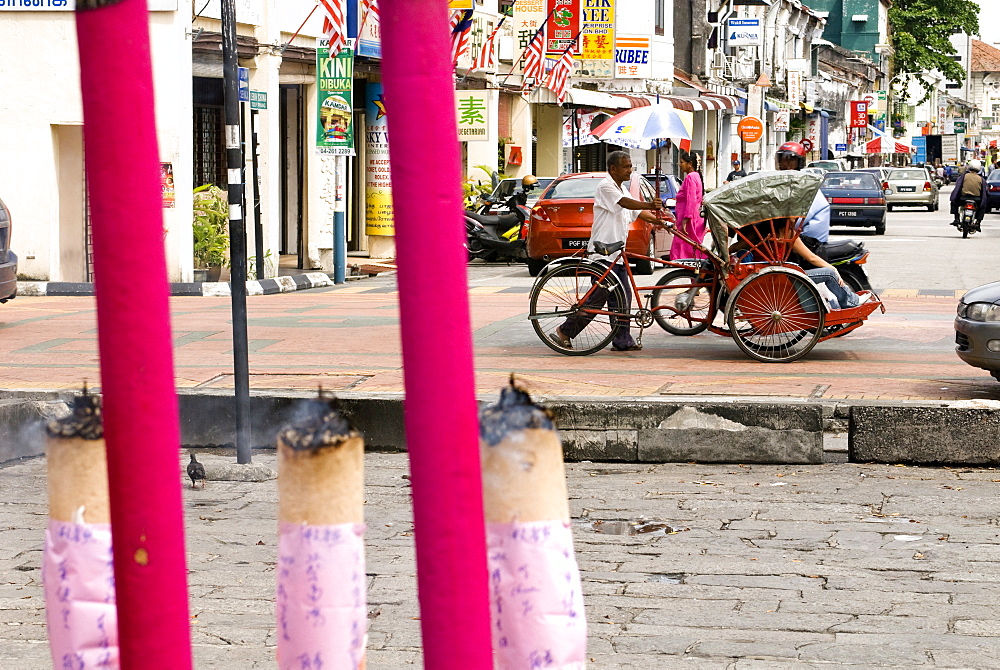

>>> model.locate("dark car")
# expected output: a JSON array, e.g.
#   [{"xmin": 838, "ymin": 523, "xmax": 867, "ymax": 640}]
[
  {"xmin": 820, "ymin": 171, "xmax": 887, "ymax": 234},
  {"xmin": 486, "ymin": 177, "xmax": 555, "ymax": 215},
  {"xmin": 955, "ymin": 281, "xmax": 1000, "ymax": 383},
  {"xmin": 985, "ymin": 171, "xmax": 1000, "ymax": 213},
  {"xmin": 0, "ymin": 197, "xmax": 16, "ymax": 303}
]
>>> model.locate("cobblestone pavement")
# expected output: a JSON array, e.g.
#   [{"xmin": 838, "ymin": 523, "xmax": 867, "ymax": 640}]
[{"xmin": 5, "ymin": 451, "xmax": 1000, "ymax": 668}]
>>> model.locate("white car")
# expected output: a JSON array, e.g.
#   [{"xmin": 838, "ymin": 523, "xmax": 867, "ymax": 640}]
[{"xmin": 883, "ymin": 168, "xmax": 939, "ymax": 211}]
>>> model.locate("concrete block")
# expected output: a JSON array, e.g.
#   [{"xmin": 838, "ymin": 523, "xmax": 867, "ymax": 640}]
[
  {"xmin": 850, "ymin": 406, "xmax": 1000, "ymax": 465},
  {"xmin": 0, "ymin": 399, "xmax": 69, "ymax": 464},
  {"xmin": 560, "ymin": 429, "xmax": 637, "ymax": 461}
]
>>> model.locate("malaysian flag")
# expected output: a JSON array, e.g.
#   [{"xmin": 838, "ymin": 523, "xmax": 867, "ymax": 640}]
[
  {"xmin": 545, "ymin": 39, "xmax": 576, "ymax": 103},
  {"xmin": 358, "ymin": 0, "xmax": 378, "ymax": 37},
  {"xmin": 521, "ymin": 28, "xmax": 545, "ymax": 93},
  {"xmin": 469, "ymin": 15, "xmax": 507, "ymax": 73},
  {"xmin": 319, "ymin": 0, "xmax": 347, "ymax": 56},
  {"xmin": 450, "ymin": 9, "xmax": 475, "ymax": 66}
]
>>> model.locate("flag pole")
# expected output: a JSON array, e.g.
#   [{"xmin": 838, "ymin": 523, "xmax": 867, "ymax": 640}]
[
  {"xmin": 499, "ymin": 6, "xmax": 557, "ymax": 88},
  {"xmin": 381, "ymin": 1, "xmax": 492, "ymax": 667},
  {"xmin": 459, "ymin": 13, "xmax": 508, "ymax": 85},
  {"xmin": 73, "ymin": 0, "xmax": 192, "ymax": 666}
]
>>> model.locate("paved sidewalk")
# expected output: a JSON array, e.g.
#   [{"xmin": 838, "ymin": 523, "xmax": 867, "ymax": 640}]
[
  {"xmin": 5, "ymin": 452, "xmax": 1000, "ymax": 667},
  {"xmin": 1, "ymin": 277, "xmax": 998, "ymax": 403}
]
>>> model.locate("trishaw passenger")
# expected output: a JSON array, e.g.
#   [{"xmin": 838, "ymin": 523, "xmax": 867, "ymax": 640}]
[
  {"xmin": 775, "ymin": 141, "xmax": 830, "ymax": 261},
  {"xmin": 548, "ymin": 151, "xmax": 664, "ymax": 352}
]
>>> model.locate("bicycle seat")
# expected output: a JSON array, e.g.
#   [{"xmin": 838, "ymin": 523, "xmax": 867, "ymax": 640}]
[
  {"xmin": 592, "ymin": 240, "xmax": 625, "ymax": 255},
  {"xmin": 465, "ymin": 211, "xmax": 520, "ymax": 228}
]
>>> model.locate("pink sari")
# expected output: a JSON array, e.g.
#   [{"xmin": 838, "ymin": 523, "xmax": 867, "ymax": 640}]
[{"xmin": 670, "ymin": 171, "xmax": 707, "ymax": 260}]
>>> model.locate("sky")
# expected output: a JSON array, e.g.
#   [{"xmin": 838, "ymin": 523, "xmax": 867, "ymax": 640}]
[{"xmin": 977, "ymin": 0, "xmax": 1000, "ymax": 46}]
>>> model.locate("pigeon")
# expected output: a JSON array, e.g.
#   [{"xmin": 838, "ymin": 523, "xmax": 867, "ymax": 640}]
[{"xmin": 187, "ymin": 453, "xmax": 207, "ymax": 489}]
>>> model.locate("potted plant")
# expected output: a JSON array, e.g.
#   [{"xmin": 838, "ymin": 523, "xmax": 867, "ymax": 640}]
[{"xmin": 192, "ymin": 185, "xmax": 230, "ymax": 282}]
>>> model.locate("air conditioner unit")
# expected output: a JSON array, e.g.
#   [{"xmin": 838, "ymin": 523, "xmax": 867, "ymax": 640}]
[{"xmin": 711, "ymin": 51, "xmax": 726, "ymax": 71}]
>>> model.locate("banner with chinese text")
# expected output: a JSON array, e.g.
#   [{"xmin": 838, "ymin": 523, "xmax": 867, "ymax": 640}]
[
  {"xmin": 316, "ymin": 38, "xmax": 356, "ymax": 156},
  {"xmin": 365, "ymin": 83, "xmax": 393, "ymax": 236},
  {"xmin": 514, "ymin": 0, "xmax": 546, "ymax": 61},
  {"xmin": 356, "ymin": 0, "xmax": 381, "ymax": 58},
  {"xmin": 545, "ymin": 0, "xmax": 580, "ymax": 55},
  {"xmin": 580, "ymin": 0, "xmax": 614, "ymax": 76}
]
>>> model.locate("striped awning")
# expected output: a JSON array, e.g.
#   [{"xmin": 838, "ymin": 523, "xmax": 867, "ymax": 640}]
[{"xmin": 643, "ymin": 94, "xmax": 738, "ymax": 111}]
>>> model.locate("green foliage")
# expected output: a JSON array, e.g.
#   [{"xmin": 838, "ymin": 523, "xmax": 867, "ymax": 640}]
[
  {"xmin": 244, "ymin": 249, "xmax": 275, "ymax": 280},
  {"xmin": 192, "ymin": 185, "xmax": 230, "ymax": 268},
  {"xmin": 462, "ymin": 164, "xmax": 507, "ymax": 208},
  {"xmin": 889, "ymin": 0, "xmax": 979, "ymax": 101}
]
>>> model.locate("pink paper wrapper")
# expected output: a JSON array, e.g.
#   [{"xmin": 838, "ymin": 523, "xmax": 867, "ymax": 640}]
[
  {"xmin": 43, "ymin": 519, "xmax": 119, "ymax": 669},
  {"xmin": 277, "ymin": 522, "xmax": 367, "ymax": 670},
  {"xmin": 487, "ymin": 520, "xmax": 587, "ymax": 669}
]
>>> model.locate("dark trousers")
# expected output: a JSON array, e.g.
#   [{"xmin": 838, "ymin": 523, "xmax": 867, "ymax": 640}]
[
  {"xmin": 952, "ymin": 196, "xmax": 984, "ymax": 223},
  {"xmin": 561, "ymin": 262, "xmax": 633, "ymax": 345}
]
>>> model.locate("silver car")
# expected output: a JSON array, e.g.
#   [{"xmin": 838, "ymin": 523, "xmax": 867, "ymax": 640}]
[
  {"xmin": 884, "ymin": 167, "xmax": 939, "ymax": 211},
  {"xmin": 955, "ymin": 281, "xmax": 1000, "ymax": 383}
]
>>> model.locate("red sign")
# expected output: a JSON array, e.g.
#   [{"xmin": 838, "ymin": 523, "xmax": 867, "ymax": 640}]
[
  {"xmin": 737, "ymin": 116, "xmax": 764, "ymax": 143},
  {"xmin": 850, "ymin": 101, "xmax": 868, "ymax": 128},
  {"xmin": 546, "ymin": 0, "xmax": 580, "ymax": 55}
]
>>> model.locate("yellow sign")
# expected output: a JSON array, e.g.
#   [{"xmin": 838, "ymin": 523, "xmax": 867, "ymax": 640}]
[
  {"xmin": 448, "ymin": 0, "xmax": 474, "ymax": 8},
  {"xmin": 581, "ymin": 0, "xmax": 615, "ymax": 60}
]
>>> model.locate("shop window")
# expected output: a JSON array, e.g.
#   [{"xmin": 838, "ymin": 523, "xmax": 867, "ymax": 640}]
[
  {"xmin": 655, "ymin": 0, "xmax": 665, "ymax": 36},
  {"xmin": 193, "ymin": 105, "xmax": 227, "ymax": 189}
]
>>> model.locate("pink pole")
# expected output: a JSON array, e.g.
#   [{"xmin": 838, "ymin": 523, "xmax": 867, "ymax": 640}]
[
  {"xmin": 74, "ymin": 1, "xmax": 192, "ymax": 667},
  {"xmin": 380, "ymin": 2, "xmax": 493, "ymax": 667}
]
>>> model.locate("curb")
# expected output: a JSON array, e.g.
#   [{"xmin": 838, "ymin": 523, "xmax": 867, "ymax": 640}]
[
  {"xmin": 15, "ymin": 270, "xmax": 391, "ymax": 298},
  {"xmin": 5, "ymin": 390, "xmax": 996, "ymax": 467}
]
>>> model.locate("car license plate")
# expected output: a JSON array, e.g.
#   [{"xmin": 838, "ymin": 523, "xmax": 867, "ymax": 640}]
[
  {"xmin": 898, "ymin": 186, "xmax": 915, "ymax": 192},
  {"xmin": 842, "ymin": 210, "xmax": 858, "ymax": 217},
  {"xmin": 563, "ymin": 238, "xmax": 589, "ymax": 249}
]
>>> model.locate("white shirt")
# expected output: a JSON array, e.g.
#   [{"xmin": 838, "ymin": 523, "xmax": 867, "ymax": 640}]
[{"xmin": 588, "ymin": 175, "xmax": 632, "ymax": 262}]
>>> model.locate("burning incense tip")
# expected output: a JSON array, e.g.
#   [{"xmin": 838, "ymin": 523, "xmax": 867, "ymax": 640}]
[
  {"xmin": 278, "ymin": 398, "xmax": 357, "ymax": 452},
  {"xmin": 479, "ymin": 381, "xmax": 554, "ymax": 447},
  {"xmin": 47, "ymin": 393, "xmax": 103, "ymax": 440}
]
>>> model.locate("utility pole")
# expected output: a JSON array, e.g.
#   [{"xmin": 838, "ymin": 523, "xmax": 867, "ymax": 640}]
[{"xmin": 221, "ymin": 0, "xmax": 253, "ymax": 464}]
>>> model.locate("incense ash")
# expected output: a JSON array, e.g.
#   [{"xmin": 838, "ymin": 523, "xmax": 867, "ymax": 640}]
[{"xmin": 479, "ymin": 379, "xmax": 555, "ymax": 447}]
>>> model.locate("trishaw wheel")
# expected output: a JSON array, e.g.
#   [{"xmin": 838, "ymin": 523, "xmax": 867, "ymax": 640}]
[
  {"xmin": 529, "ymin": 262, "xmax": 623, "ymax": 356},
  {"xmin": 726, "ymin": 270, "xmax": 825, "ymax": 363},
  {"xmin": 650, "ymin": 269, "xmax": 711, "ymax": 335}
]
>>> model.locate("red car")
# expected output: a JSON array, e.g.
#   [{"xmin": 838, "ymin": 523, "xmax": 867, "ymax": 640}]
[{"xmin": 526, "ymin": 172, "xmax": 671, "ymax": 276}]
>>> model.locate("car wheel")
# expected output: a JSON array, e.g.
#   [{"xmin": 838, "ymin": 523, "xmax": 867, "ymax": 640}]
[
  {"xmin": 927, "ymin": 203, "xmax": 935, "ymax": 212},
  {"xmin": 874, "ymin": 219, "xmax": 886, "ymax": 235},
  {"xmin": 632, "ymin": 238, "xmax": 655, "ymax": 275},
  {"xmin": 886, "ymin": 204, "xmax": 893, "ymax": 212},
  {"xmin": 527, "ymin": 258, "xmax": 548, "ymax": 277}
]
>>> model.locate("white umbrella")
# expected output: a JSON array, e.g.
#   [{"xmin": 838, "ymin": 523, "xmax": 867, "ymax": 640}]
[{"xmin": 589, "ymin": 104, "xmax": 693, "ymax": 150}]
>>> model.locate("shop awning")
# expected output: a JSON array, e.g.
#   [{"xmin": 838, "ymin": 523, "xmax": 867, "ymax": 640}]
[
  {"xmin": 643, "ymin": 94, "xmax": 738, "ymax": 111},
  {"xmin": 530, "ymin": 87, "xmax": 633, "ymax": 109},
  {"xmin": 865, "ymin": 136, "xmax": 913, "ymax": 154}
]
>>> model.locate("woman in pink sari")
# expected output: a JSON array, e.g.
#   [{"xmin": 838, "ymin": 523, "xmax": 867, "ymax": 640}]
[{"xmin": 670, "ymin": 151, "xmax": 707, "ymax": 260}]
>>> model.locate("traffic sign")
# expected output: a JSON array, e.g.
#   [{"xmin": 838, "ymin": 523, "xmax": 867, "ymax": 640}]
[
  {"xmin": 238, "ymin": 67, "xmax": 249, "ymax": 103},
  {"xmin": 801, "ymin": 138, "xmax": 814, "ymax": 152},
  {"xmin": 737, "ymin": 116, "xmax": 764, "ymax": 143},
  {"xmin": 835, "ymin": 143, "xmax": 848, "ymax": 152}
]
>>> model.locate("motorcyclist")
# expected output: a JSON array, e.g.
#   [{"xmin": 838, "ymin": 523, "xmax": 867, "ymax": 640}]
[{"xmin": 950, "ymin": 159, "xmax": 986, "ymax": 232}]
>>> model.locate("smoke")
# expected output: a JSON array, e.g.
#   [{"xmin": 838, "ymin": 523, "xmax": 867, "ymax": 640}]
[{"xmin": 0, "ymin": 400, "xmax": 70, "ymax": 463}]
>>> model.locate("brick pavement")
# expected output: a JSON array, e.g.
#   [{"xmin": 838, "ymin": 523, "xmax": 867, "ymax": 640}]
[
  {"xmin": 0, "ymin": 279, "xmax": 998, "ymax": 403},
  {"xmin": 6, "ymin": 451, "xmax": 1000, "ymax": 667}
]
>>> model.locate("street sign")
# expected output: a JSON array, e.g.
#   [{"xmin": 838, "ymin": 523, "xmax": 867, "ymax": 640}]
[
  {"xmin": 250, "ymin": 90, "xmax": 267, "ymax": 110},
  {"xmin": 849, "ymin": 101, "xmax": 868, "ymax": 128},
  {"xmin": 238, "ymin": 67, "xmax": 249, "ymax": 103},
  {"xmin": 835, "ymin": 143, "xmax": 848, "ymax": 152},
  {"xmin": 727, "ymin": 18, "xmax": 761, "ymax": 46},
  {"xmin": 737, "ymin": 116, "xmax": 764, "ymax": 143}
]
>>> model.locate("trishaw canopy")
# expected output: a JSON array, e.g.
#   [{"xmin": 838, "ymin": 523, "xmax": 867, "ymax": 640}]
[{"xmin": 701, "ymin": 171, "xmax": 823, "ymax": 257}]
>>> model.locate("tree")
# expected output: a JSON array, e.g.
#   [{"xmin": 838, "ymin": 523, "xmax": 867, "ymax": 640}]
[{"xmin": 890, "ymin": 0, "xmax": 980, "ymax": 99}]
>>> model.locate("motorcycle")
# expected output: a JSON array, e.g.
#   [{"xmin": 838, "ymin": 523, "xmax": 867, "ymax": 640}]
[
  {"xmin": 465, "ymin": 188, "xmax": 532, "ymax": 264},
  {"xmin": 958, "ymin": 198, "xmax": 979, "ymax": 239},
  {"xmin": 825, "ymin": 239, "xmax": 874, "ymax": 292}
]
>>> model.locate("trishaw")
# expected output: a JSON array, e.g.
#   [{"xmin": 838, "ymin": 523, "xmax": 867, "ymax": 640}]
[{"xmin": 528, "ymin": 172, "xmax": 885, "ymax": 362}]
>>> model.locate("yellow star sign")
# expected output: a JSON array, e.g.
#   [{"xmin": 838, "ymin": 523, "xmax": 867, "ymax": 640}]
[{"xmin": 373, "ymin": 96, "xmax": 387, "ymax": 120}]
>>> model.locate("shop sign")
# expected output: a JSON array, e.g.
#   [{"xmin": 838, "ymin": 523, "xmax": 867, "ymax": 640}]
[
  {"xmin": 356, "ymin": 0, "xmax": 381, "ymax": 59},
  {"xmin": 954, "ymin": 119, "xmax": 967, "ymax": 134},
  {"xmin": 787, "ymin": 71, "xmax": 801, "ymax": 106},
  {"xmin": 773, "ymin": 110, "xmax": 790, "ymax": 133},
  {"xmin": 806, "ymin": 114, "xmax": 820, "ymax": 151},
  {"xmin": 737, "ymin": 116, "xmax": 763, "ymax": 143},
  {"xmin": 562, "ymin": 111, "xmax": 602, "ymax": 147},
  {"xmin": 448, "ymin": 0, "xmax": 474, "ymax": 8},
  {"xmin": 849, "ymin": 101, "xmax": 868, "ymax": 128},
  {"xmin": 727, "ymin": 18, "xmax": 761, "ymax": 47},
  {"xmin": 250, "ymin": 91, "xmax": 267, "ymax": 110},
  {"xmin": 546, "ymin": 0, "xmax": 580, "ymax": 56},
  {"xmin": 613, "ymin": 35, "xmax": 651, "ymax": 79},
  {"xmin": 1, "ymin": 0, "xmax": 177, "ymax": 9},
  {"xmin": 581, "ymin": 0, "xmax": 614, "ymax": 63},
  {"xmin": 456, "ymin": 91, "xmax": 491, "ymax": 142},
  {"xmin": 316, "ymin": 38, "xmax": 356, "ymax": 156},
  {"xmin": 160, "ymin": 163, "xmax": 175, "ymax": 208},
  {"xmin": 513, "ymin": 0, "xmax": 547, "ymax": 55},
  {"xmin": 365, "ymin": 83, "xmax": 393, "ymax": 237}
]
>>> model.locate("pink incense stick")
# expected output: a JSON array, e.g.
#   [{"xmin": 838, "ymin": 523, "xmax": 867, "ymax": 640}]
[
  {"xmin": 74, "ymin": 1, "xmax": 192, "ymax": 667},
  {"xmin": 380, "ymin": 2, "xmax": 493, "ymax": 667}
]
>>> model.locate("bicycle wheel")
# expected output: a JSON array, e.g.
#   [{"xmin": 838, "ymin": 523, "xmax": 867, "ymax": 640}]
[
  {"xmin": 726, "ymin": 270, "xmax": 825, "ymax": 363},
  {"xmin": 529, "ymin": 262, "xmax": 624, "ymax": 356},
  {"xmin": 650, "ymin": 269, "xmax": 711, "ymax": 335}
]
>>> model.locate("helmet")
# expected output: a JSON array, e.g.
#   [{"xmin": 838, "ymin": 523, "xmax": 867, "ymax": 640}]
[
  {"xmin": 521, "ymin": 174, "xmax": 539, "ymax": 188},
  {"xmin": 969, "ymin": 159, "xmax": 982, "ymax": 172},
  {"xmin": 776, "ymin": 141, "xmax": 807, "ymax": 169}
]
